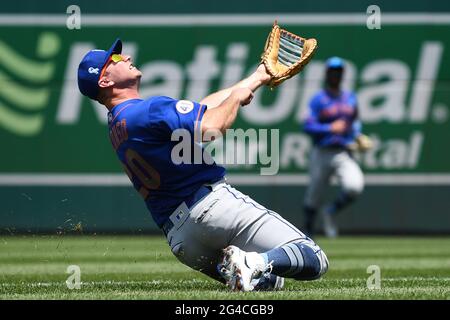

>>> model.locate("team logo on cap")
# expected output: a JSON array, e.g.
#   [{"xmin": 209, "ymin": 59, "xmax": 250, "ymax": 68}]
[
  {"xmin": 88, "ymin": 67, "xmax": 99, "ymax": 74},
  {"xmin": 176, "ymin": 100, "xmax": 194, "ymax": 114}
]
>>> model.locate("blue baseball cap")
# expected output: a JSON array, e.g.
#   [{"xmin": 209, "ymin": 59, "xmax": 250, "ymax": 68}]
[
  {"xmin": 325, "ymin": 56, "xmax": 344, "ymax": 69},
  {"xmin": 77, "ymin": 38, "xmax": 122, "ymax": 100}
]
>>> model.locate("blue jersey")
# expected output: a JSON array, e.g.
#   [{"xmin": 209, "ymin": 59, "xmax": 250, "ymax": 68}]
[
  {"xmin": 303, "ymin": 89, "xmax": 361, "ymax": 148},
  {"xmin": 107, "ymin": 96, "xmax": 225, "ymax": 227}
]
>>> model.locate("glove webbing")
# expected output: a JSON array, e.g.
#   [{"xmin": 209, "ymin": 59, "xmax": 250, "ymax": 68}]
[{"xmin": 278, "ymin": 32, "xmax": 304, "ymax": 67}]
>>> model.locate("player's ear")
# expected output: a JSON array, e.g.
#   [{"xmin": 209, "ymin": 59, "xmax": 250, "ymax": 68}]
[{"xmin": 98, "ymin": 76, "xmax": 114, "ymax": 89}]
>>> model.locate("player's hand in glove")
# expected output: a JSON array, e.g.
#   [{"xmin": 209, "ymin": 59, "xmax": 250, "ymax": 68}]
[
  {"xmin": 356, "ymin": 134, "xmax": 373, "ymax": 151},
  {"xmin": 348, "ymin": 134, "xmax": 374, "ymax": 152},
  {"xmin": 261, "ymin": 21, "xmax": 318, "ymax": 88}
]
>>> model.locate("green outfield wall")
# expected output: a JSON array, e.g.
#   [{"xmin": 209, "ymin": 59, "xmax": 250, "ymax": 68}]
[{"xmin": 1, "ymin": 1, "xmax": 449, "ymax": 233}]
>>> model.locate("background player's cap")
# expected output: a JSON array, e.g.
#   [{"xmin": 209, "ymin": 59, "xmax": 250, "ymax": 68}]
[
  {"xmin": 325, "ymin": 56, "xmax": 344, "ymax": 69},
  {"xmin": 77, "ymin": 38, "xmax": 122, "ymax": 100}
]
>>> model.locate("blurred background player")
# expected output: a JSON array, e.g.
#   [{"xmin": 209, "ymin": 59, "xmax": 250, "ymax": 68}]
[{"xmin": 302, "ymin": 57, "xmax": 365, "ymax": 238}]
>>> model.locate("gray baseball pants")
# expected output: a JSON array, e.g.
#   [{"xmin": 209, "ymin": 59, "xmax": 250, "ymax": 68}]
[
  {"xmin": 165, "ymin": 180, "xmax": 323, "ymax": 282},
  {"xmin": 304, "ymin": 147, "xmax": 364, "ymax": 210}
]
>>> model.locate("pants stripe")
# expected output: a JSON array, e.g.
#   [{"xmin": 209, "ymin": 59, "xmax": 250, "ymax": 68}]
[
  {"xmin": 223, "ymin": 185, "xmax": 309, "ymax": 242},
  {"xmin": 267, "ymin": 209, "xmax": 309, "ymax": 240},
  {"xmin": 282, "ymin": 245, "xmax": 299, "ymax": 276},
  {"xmin": 223, "ymin": 185, "xmax": 267, "ymax": 211},
  {"xmin": 286, "ymin": 243, "xmax": 305, "ymax": 275}
]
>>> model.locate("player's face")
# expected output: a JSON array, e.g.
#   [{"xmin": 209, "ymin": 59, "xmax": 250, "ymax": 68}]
[
  {"xmin": 102, "ymin": 54, "xmax": 142, "ymax": 87},
  {"xmin": 325, "ymin": 68, "xmax": 343, "ymax": 89}
]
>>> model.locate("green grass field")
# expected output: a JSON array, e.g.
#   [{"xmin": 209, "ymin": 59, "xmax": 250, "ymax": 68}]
[{"xmin": 0, "ymin": 235, "xmax": 449, "ymax": 299}]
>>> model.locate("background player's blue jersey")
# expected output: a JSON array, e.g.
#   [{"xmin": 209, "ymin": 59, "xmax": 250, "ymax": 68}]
[
  {"xmin": 303, "ymin": 89, "xmax": 361, "ymax": 148},
  {"xmin": 107, "ymin": 96, "xmax": 225, "ymax": 227}
]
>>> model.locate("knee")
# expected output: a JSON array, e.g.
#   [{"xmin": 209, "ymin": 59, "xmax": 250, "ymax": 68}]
[
  {"xmin": 299, "ymin": 244, "xmax": 328, "ymax": 280},
  {"xmin": 291, "ymin": 242, "xmax": 329, "ymax": 280},
  {"xmin": 343, "ymin": 180, "xmax": 364, "ymax": 198},
  {"xmin": 342, "ymin": 168, "xmax": 364, "ymax": 197}
]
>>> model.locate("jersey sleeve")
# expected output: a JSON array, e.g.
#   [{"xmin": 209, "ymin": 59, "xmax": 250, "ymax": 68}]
[
  {"xmin": 303, "ymin": 94, "xmax": 333, "ymax": 134},
  {"xmin": 350, "ymin": 93, "xmax": 362, "ymax": 137},
  {"xmin": 147, "ymin": 96, "xmax": 207, "ymax": 142},
  {"xmin": 351, "ymin": 120, "xmax": 362, "ymax": 137}
]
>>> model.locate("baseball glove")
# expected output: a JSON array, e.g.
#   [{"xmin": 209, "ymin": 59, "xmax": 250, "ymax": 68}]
[
  {"xmin": 348, "ymin": 134, "xmax": 374, "ymax": 152},
  {"xmin": 261, "ymin": 21, "xmax": 318, "ymax": 88}
]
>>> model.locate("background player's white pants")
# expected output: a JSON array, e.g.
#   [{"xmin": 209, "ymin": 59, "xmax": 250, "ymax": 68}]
[
  {"xmin": 165, "ymin": 181, "xmax": 321, "ymax": 282},
  {"xmin": 304, "ymin": 147, "xmax": 364, "ymax": 209}
]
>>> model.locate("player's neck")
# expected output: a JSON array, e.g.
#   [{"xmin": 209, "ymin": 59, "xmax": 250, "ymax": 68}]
[{"xmin": 106, "ymin": 88, "xmax": 141, "ymax": 110}]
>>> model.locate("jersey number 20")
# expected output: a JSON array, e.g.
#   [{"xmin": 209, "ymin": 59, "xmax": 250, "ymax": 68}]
[{"xmin": 122, "ymin": 149, "xmax": 161, "ymax": 200}]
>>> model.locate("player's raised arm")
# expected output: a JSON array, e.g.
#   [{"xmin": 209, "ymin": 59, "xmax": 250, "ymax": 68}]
[
  {"xmin": 201, "ymin": 88, "xmax": 253, "ymax": 139},
  {"xmin": 199, "ymin": 64, "xmax": 270, "ymax": 108},
  {"xmin": 198, "ymin": 64, "xmax": 270, "ymax": 141}
]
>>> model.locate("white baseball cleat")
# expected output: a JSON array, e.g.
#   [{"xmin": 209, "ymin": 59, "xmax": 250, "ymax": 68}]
[
  {"xmin": 217, "ymin": 245, "xmax": 273, "ymax": 292},
  {"xmin": 316, "ymin": 247, "xmax": 330, "ymax": 277}
]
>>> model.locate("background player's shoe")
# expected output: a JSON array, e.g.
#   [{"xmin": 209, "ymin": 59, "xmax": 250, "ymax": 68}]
[
  {"xmin": 217, "ymin": 245, "xmax": 273, "ymax": 292},
  {"xmin": 322, "ymin": 208, "xmax": 338, "ymax": 238}
]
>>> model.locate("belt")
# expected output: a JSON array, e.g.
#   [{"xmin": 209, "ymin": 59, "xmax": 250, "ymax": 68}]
[{"xmin": 161, "ymin": 185, "xmax": 212, "ymax": 237}]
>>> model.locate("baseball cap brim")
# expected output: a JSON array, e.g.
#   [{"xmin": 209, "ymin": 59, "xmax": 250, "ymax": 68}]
[{"xmin": 103, "ymin": 38, "xmax": 123, "ymax": 67}]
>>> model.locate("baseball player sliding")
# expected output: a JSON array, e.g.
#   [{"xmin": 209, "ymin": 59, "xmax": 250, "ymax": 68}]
[
  {"xmin": 303, "ymin": 57, "xmax": 368, "ymax": 238},
  {"xmin": 77, "ymin": 35, "xmax": 328, "ymax": 292}
]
